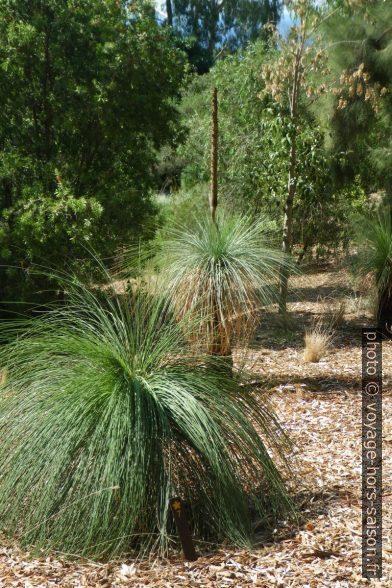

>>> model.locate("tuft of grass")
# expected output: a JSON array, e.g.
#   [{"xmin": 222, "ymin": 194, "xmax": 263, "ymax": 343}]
[
  {"xmin": 152, "ymin": 214, "xmax": 294, "ymax": 354},
  {"xmin": 303, "ymin": 295, "xmax": 344, "ymax": 363},
  {"xmin": 303, "ymin": 316, "xmax": 333, "ymax": 363},
  {"xmin": 0, "ymin": 271, "xmax": 295, "ymax": 560},
  {"xmin": 303, "ymin": 330, "xmax": 332, "ymax": 363}
]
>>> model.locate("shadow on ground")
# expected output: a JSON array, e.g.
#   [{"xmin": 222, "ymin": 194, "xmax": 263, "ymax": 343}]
[{"xmin": 251, "ymin": 309, "xmax": 368, "ymax": 351}]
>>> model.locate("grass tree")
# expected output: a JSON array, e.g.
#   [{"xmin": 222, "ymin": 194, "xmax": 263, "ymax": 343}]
[
  {"xmin": 151, "ymin": 87, "xmax": 291, "ymax": 358},
  {"xmin": 354, "ymin": 210, "xmax": 392, "ymax": 335},
  {"xmin": 154, "ymin": 214, "xmax": 290, "ymax": 357},
  {"xmin": 0, "ymin": 270, "xmax": 294, "ymax": 559}
]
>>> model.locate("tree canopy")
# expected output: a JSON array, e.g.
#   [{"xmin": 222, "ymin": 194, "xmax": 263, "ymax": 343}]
[
  {"xmin": 0, "ymin": 0, "xmax": 186, "ymax": 302},
  {"xmin": 321, "ymin": 0, "xmax": 392, "ymax": 201},
  {"xmin": 165, "ymin": 0, "xmax": 282, "ymax": 72}
]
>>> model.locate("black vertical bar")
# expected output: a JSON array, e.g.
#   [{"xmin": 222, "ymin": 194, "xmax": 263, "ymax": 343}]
[
  {"xmin": 170, "ymin": 497, "xmax": 198, "ymax": 561},
  {"xmin": 362, "ymin": 328, "xmax": 382, "ymax": 579}
]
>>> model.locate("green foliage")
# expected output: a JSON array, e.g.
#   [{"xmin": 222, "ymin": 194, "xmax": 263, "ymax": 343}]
[
  {"xmin": 178, "ymin": 41, "xmax": 357, "ymax": 254},
  {"xmin": 180, "ymin": 44, "xmax": 286, "ymax": 212},
  {"xmin": 0, "ymin": 269, "xmax": 294, "ymax": 559},
  {"xmin": 4, "ymin": 182, "xmax": 103, "ymax": 257},
  {"xmin": 155, "ymin": 184, "xmax": 212, "ymax": 238},
  {"xmin": 294, "ymin": 173, "xmax": 367, "ymax": 256},
  {"xmin": 0, "ymin": 0, "xmax": 186, "ymax": 303},
  {"xmin": 321, "ymin": 0, "xmax": 392, "ymax": 197},
  {"xmin": 154, "ymin": 213, "xmax": 291, "ymax": 352},
  {"xmin": 353, "ymin": 209, "xmax": 392, "ymax": 325}
]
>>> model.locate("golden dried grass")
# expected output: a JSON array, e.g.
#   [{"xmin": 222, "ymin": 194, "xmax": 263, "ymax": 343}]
[{"xmin": 303, "ymin": 330, "xmax": 332, "ymax": 363}]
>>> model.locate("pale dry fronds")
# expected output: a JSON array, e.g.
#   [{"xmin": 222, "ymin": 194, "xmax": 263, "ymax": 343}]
[{"xmin": 0, "ymin": 368, "xmax": 7, "ymax": 386}]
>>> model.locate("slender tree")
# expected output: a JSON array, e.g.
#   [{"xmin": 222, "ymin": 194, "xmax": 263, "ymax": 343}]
[{"xmin": 261, "ymin": 0, "xmax": 384, "ymax": 312}]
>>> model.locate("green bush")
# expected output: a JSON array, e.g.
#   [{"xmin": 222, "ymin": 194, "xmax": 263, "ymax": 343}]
[{"xmin": 0, "ymin": 0, "xmax": 186, "ymax": 304}]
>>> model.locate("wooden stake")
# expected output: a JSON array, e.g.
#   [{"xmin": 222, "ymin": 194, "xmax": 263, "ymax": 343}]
[{"xmin": 170, "ymin": 497, "xmax": 198, "ymax": 561}]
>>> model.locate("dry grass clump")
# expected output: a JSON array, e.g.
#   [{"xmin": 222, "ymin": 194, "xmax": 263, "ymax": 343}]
[
  {"xmin": 303, "ymin": 312, "xmax": 334, "ymax": 363},
  {"xmin": 302, "ymin": 297, "xmax": 342, "ymax": 363},
  {"xmin": 303, "ymin": 330, "xmax": 332, "ymax": 363}
]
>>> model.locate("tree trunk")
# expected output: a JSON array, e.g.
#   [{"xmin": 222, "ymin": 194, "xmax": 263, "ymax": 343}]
[
  {"xmin": 166, "ymin": 0, "xmax": 173, "ymax": 26},
  {"xmin": 207, "ymin": 304, "xmax": 233, "ymax": 374},
  {"xmin": 279, "ymin": 138, "xmax": 296, "ymax": 313},
  {"xmin": 278, "ymin": 33, "xmax": 303, "ymax": 314}
]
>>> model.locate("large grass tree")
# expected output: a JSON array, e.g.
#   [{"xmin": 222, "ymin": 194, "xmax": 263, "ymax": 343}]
[{"xmin": 0, "ymin": 270, "xmax": 294, "ymax": 559}]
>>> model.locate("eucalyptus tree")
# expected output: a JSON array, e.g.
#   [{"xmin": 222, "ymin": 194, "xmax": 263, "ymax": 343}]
[{"xmin": 260, "ymin": 0, "xmax": 384, "ymax": 312}]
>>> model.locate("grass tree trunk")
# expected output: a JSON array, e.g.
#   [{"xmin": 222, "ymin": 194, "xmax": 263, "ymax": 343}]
[
  {"xmin": 208, "ymin": 87, "xmax": 232, "ymax": 366},
  {"xmin": 210, "ymin": 87, "xmax": 218, "ymax": 227}
]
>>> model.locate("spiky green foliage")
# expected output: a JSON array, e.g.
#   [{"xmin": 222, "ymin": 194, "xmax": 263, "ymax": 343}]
[
  {"xmin": 0, "ymin": 274, "xmax": 294, "ymax": 559},
  {"xmin": 354, "ymin": 209, "xmax": 392, "ymax": 329},
  {"xmin": 153, "ymin": 214, "xmax": 292, "ymax": 354}
]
